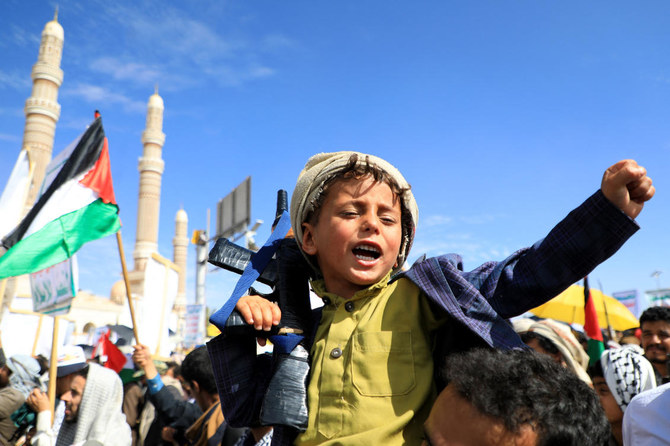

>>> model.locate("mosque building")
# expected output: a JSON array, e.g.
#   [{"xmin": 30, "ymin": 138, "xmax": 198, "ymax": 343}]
[{"xmin": 0, "ymin": 11, "xmax": 188, "ymax": 350}]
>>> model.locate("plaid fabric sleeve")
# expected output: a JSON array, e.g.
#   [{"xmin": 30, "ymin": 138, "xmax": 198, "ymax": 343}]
[
  {"xmin": 479, "ymin": 190, "xmax": 639, "ymax": 318},
  {"xmin": 207, "ymin": 333, "xmax": 273, "ymax": 428}
]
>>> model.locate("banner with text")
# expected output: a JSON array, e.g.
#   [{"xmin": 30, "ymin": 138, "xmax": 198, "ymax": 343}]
[
  {"xmin": 645, "ymin": 288, "xmax": 670, "ymax": 309},
  {"xmin": 184, "ymin": 304, "xmax": 204, "ymax": 347},
  {"xmin": 612, "ymin": 290, "xmax": 640, "ymax": 318},
  {"xmin": 30, "ymin": 256, "xmax": 78, "ymax": 315}
]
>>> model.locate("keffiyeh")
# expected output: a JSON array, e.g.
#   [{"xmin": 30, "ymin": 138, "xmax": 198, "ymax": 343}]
[
  {"xmin": 6, "ymin": 354, "xmax": 42, "ymax": 397},
  {"xmin": 601, "ymin": 345, "xmax": 656, "ymax": 412}
]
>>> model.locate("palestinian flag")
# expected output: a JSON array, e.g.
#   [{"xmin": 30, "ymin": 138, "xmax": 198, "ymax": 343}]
[
  {"xmin": 583, "ymin": 276, "xmax": 605, "ymax": 366},
  {"xmin": 0, "ymin": 117, "xmax": 120, "ymax": 279}
]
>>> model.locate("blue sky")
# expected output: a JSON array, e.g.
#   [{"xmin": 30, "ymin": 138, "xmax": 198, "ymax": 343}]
[{"xmin": 1, "ymin": 0, "xmax": 669, "ymax": 314}]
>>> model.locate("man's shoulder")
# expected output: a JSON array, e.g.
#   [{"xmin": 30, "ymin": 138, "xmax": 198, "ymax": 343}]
[{"xmin": 0, "ymin": 385, "xmax": 24, "ymax": 401}]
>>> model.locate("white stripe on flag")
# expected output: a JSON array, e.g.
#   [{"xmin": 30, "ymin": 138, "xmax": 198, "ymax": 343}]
[
  {"xmin": 0, "ymin": 150, "xmax": 31, "ymax": 239},
  {"xmin": 25, "ymin": 173, "xmax": 98, "ymax": 238}
]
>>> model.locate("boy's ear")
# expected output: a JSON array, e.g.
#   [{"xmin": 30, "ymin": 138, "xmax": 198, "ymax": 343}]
[{"xmin": 301, "ymin": 222, "xmax": 317, "ymax": 255}]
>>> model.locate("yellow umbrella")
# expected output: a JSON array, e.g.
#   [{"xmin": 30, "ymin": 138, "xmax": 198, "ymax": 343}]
[{"xmin": 530, "ymin": 285, "xmax": 639, "ymax": 331}]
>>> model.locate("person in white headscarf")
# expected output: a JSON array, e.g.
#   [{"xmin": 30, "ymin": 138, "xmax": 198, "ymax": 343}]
[
  {"xmin": 589, "ymin": 345, "xmax": 656, "ymax": 446},
  {"xmin": 55, "ymin": 362, "xmax": 131, "ymax": 446}
]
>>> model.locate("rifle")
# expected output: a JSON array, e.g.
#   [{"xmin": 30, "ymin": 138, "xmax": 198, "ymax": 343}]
[{"xmin": 208, "ymin": 190, "xmax": 312, "ymax": 430}]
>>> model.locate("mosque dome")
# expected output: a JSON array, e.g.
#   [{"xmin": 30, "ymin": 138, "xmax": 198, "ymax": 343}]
[
  {"xmin": 43, "ymin": 13, "xmax": 64, "ymax": 41},
  {"xmin": 110, "ymin": 279, "xmax": 127, "ymax": 305}
]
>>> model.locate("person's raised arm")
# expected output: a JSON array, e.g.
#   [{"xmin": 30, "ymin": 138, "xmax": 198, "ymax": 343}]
[
  {"xmin": 601, "ymin": 159, "xmax": 654, "ymax": 219},
  {"xmin": 132, "ymin": 343, "xmax": 158, "ymax": 380}
]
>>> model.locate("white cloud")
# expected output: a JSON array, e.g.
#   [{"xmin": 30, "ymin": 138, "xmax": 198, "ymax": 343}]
[
  {"xmin": 422, "ymin": 215, "xmax": 453, "ymax": 227},
  {"xmin": 90, "ymin": 57, "xmax": 161, "ymax": 84},
  {"xmin": 90, "ymin": 1, "xmax": 283, "ymax": 89},
  {"xmin": 0, "ymin": 70, "xmax": 31, "ymax": 90},
  {"xmin": 0, "ymin": 133, "xmax": 21, "ymax": 142},
  {"xmin": 63, "ymin": 83, "xmax": 145, "ymax": 114},
  {"xmin": 8, "ymin": 24, "xmax": 40, "ymax": 48}
]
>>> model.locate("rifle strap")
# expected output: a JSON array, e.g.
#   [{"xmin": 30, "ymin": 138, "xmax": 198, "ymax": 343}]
[{"xmin": 209, "ymin": 210, "xmax": 292, "ymax": 331}]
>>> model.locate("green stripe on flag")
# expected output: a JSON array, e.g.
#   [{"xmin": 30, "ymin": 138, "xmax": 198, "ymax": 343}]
[
  {"xmin": 0, "ymin": 199, "xmax": 120, "ymax": 279},
  {"xmin": 587, "ymin": 338, "xmax": 605, "ymax": 366}
]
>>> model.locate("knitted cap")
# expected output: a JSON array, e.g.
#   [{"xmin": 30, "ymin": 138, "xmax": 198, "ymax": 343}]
[
  {"xmin": 290, "ymin": 151, "xmax": 418, "ymax": 275},
  {"xmin": 57, "ymin": 345, "xmax": 88, "ymax": 377}
]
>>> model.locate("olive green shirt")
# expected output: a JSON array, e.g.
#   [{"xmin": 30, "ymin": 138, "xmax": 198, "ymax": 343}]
[{"xmin": 295, "ymin": 274, "xmax": 444, "ymax": 446}]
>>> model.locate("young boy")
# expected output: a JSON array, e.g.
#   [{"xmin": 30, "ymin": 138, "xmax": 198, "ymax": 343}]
[{"xmin": 208, "ymin": 152, "xmax": 654, "ymax": 445}]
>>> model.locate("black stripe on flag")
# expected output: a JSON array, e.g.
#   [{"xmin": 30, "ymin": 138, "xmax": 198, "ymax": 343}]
[{"xmin": 2, "ymin": 118, "xmax": 106, "ymax": 249}]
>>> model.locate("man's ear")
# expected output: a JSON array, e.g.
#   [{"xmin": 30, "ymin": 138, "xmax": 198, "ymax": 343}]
[
  {"xmin": 191, "ymin": 380, "xmax": 200, "ymax": 395},
  {"xmin": 301, "ymin": 223, "xmax": 317, "ymax": 256}
]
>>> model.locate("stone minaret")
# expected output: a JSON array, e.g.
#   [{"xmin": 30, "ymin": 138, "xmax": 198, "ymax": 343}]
[
  {"xmin": 2, "ymin": 11, "xmax": 64, "ymax": 313},
  {"xmin": 132, "ymin": 89, "xmax": 165, "ymax": 272},
  {"xmin": 172, "ymin": 209, "xmax": 188, "ymax": 335},
  {"xmin": 23, "ymin": 10, "xmax": 64, "ymax": 209}
]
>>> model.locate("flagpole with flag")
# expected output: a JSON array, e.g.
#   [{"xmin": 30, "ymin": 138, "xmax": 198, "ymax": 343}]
[
  {"xmin": 0, "ymin": 116, "xmax": 120, "ymax": 279},
  {"xmin": 584, "ymin": 276, "xmax": 605, "ymax": 366},
  {"xmin": 0, "ymin": 114, "xmax": 126, "ymax": 420}
]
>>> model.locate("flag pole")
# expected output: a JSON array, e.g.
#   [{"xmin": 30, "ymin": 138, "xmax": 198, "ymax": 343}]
[
  {"xmin": 598, "ymin": 279, "xmax": 616, "ymax": 341},
  {"xmin": 48, "ymin": 316, "xmax": 59, "ymax": 425},
  {"xmin": 116, "ymin": 230, "xmax": 140, "ymax": 344}
]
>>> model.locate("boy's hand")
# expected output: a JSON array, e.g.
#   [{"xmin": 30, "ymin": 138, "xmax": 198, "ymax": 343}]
[
  {"xmin": 601, "ymin": 159, "xmax": 654, "ymax": 219},
  {"xmin": 236, "ymin": 295, "xmax": 281, "ymax": 332}
]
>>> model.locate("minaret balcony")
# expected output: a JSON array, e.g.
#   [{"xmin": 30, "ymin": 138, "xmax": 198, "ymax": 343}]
[
  {"xmin": 24, "ymin": 98, "xmax": 61, "ymax": 121},
  {"xmin": 31, "ymin": 62, "xmax": 64, "ymax": 86}
]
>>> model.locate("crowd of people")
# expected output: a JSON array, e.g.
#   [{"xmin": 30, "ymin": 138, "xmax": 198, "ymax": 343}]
[
  {"xmin": 0, "ymin": 305, "xmax": 667, "ymax": 446},
  {"xmin": 0, "ymin": 151, "xmax": 668, "ymax": 446}
]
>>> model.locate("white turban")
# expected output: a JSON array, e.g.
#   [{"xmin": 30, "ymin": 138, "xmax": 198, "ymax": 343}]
[{"xmin": 290, "ymin": 151, "xmax": 418, "ymax": 275}]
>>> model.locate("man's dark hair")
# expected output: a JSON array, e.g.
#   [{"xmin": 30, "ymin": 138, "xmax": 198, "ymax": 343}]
[
  {"xmin": 442, "ymin": 349, "xmax": 610, "ymax": 446},
  {"xmin": 519, "ymin": 331, "xmax": 561, "ymax": 356},
  {"xmin": 74, "ymin": 364, "xmax": 89, "ymax": 379},
  {"xmin": 639, "ymin": 306, "xmax": 670, "ymax": 326},
  {"xmin": 181, "ymin": 346, "xmax": 217, "ymax": 395}
]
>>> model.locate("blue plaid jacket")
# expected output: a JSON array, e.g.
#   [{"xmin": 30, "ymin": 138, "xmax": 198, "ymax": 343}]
[{"xmin": 207, "ymin": 190, "xmax": 638, "ymax": 445}]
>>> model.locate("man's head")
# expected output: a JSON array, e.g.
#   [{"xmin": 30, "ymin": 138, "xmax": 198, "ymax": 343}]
[
  {"xmin": 639, "ymin": 306, "xmax": 670, "ymax": 370},
  {"xmin": 588, "ymin": 345, "xmax": 656, "ymax": 428},
  {"xmin": 56, "ymin": 345, "xmax": 89, "ymax": 397},
  {"xmin": 424, "ymin": 349, "xmax": 610, "ymax": 446},
  {"xmin": 61, "ymin": 367, "xmax": 89, "ymax": 423},
  {"xmin": 180, "ymin": 346, "xmax": 217, "ymax": 411},
  {"xmin": 291, "ymin": 152, "xmax": 418, "ymax": 297},
  {"xmin": 0, "ymin": 365, "xmax": 11, "ymax": 388}
]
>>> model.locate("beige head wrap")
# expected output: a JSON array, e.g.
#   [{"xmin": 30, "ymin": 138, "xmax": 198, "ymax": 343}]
[
  {"xmin": 528, "ymin": 319, "xmax": 592, "ymax": 385},
  {"xmin": 290, "ymin": 151, "xmax": 418, "ymax": 275}
]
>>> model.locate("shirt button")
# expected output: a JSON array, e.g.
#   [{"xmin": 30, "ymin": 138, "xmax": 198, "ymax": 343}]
[
  {"xmin": 330, "ymin": 347, "xmax": 343, "ymax": 359},
  {"xmin": 344, "ymin": 302, "xmax": 355, "ymax": 312},
  {"xmin": 322, "ymin": 297, "xmax": 331, "ymax": 305}
]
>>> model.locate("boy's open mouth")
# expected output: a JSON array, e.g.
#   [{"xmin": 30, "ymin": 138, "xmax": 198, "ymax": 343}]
[{"xmin": 352, "ymin": 244, "xmax": 381, "ymax": 261}]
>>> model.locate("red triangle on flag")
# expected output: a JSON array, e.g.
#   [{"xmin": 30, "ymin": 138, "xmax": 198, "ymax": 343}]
[{"xmin": 79, "ymin": 137, "xmax": 117, "ymax": 205}]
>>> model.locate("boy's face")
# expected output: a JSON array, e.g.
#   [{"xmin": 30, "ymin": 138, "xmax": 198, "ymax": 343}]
[{"xmin": 301, "ymin": 176, "xmax": 402, "ymax": 299}]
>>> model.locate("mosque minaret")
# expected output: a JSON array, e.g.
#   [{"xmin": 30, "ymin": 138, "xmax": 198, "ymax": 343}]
[
  {"xmin": 22, "ymin": 9, "xmax": 64, "ymax": 209},
  {"xmin": 4, "ymin": 11, "xmax": 191, "ymax": 345},
  {"xmin": 2, "ymin": 11, "xmax": 64, "ymax": 312},
  {"xmin": 172, "ymin": 209, "xmax": 188, "ymax": 332},
  {"xmin": 132, "ymin": 88, "xmax": 166, "ymax": 272}
]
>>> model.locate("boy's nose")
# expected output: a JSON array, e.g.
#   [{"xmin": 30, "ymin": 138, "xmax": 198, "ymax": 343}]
[{"xmin": 361, "ymin": 214, "xmax": 380, "ymax": 233}]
